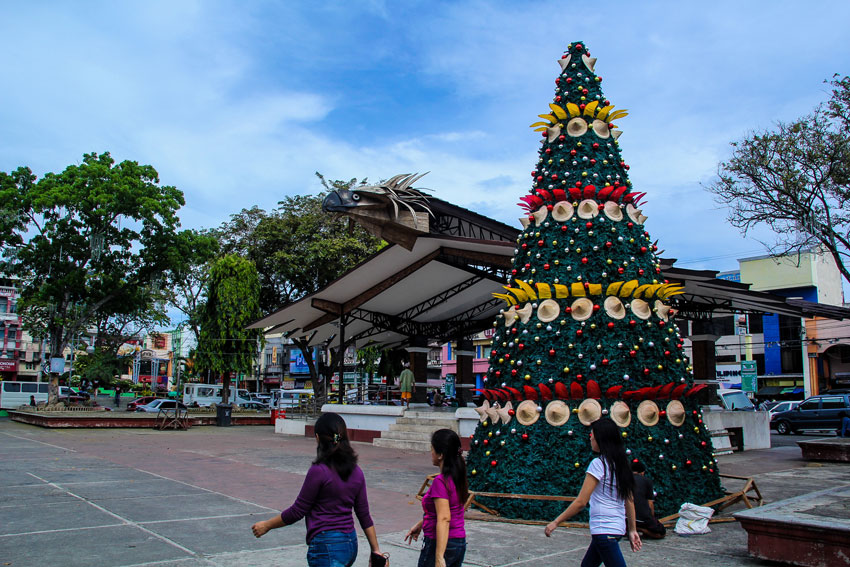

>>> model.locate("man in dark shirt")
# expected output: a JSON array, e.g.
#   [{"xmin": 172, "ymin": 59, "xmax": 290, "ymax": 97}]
[{"xmin": 631, "ymin": 461, "xmax": 666, "ymax": 539}]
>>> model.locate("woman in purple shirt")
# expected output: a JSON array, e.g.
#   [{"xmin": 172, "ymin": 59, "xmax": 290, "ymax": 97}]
[
  {"xmin": 405, "ymin": 429, "xmax": 468, "ymax": 567},
  {"xmin": 251, "ymin": 412, "xmax": 382, "ymax": 567}
]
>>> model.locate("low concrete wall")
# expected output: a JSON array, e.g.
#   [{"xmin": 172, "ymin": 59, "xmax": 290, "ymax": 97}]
[
  {"xmin": 275, "ymin": 418, "xmax": 308, "ymax": 436},
  {"xmin": 456, "ymin": 407, "xmax": 480, "ymax": 438},
  {"xmin": 320, "ymin": 404, "xmax": 405, "ymax": 433},
  {"xmin": 9, "ymin": 410, "xmax": 271, "ymax": 428},
  {"xmin": 702, "ymin": 410, "xmax": 771, "ymax": 450}
]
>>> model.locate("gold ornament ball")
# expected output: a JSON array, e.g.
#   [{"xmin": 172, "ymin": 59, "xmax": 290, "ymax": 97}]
[
  {"xmin": 621, "ymin": 431, "xmax": 628, "ymax": 438},
  {"xmin": 648, "ymin": 436, "xmax": 653, "ymax": 442},
  {"xmin": 574, "ymin": 462, "xmax": 581, "ymax": 468}
]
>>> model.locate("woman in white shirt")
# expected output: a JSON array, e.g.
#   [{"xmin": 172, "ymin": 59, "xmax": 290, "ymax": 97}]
[{"xmin": 544, "ymin": 417, "xmax": 642, "ymax": 566}]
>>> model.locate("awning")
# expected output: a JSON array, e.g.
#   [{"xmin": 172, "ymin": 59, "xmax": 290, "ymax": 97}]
[
  {"xmin": 780, "ymin": 387, "xmax": 803, "ymax": 394},
  {"xmin": 756, "ymin": 386, "xmax": 784, "ymax": 397}
]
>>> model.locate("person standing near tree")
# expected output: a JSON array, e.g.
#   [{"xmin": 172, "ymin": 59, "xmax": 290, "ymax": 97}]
[
  {"xmin": 545, "ymin": 418, "xmax": 641, "ymax": 567},
  {"xmin": 399, "ymin": 362, "xmax": 415, "ymax": 408},
  {"xmin": 251, "ymin": 412, "xmax": 383, "ymax": 566}
]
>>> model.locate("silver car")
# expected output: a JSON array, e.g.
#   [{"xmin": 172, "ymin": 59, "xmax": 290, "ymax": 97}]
[{"xmin": 136, "ymin": 399, "xmax": 188, "ymax": 412}]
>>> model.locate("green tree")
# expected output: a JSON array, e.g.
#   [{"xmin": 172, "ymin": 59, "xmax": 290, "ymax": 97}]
[
  {"xmin": 194, "ymin": 255, "xmax": 263, "ymax": 404},
  {"xmin": 0, "ymin": 152, "xmax": 191, "ymax": 404},
  {"xmin": 465, "ymin": 41, "xmax": 722, "ymax": 521},
  {"xmin": 707, "ymin": 75, "xmax": 850, "ymax": 282}
]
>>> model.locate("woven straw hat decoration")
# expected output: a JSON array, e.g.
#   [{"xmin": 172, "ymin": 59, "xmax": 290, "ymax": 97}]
[
  {"xmin": 545, "ymin": 400, "xmax": 570, "ymax": 427},
  {"xmin": 577, "ymin": 199, "xmax": 599, "ymax": 219},
  {"xmin": 604, "ymin": 296, "xmax": 626, "ymax": 320},
  {"xmin": 610, "ymin": 401, "xmax": 632, "ymax": 428},
  {"xmin": 577, "ymin": 398, "xmax": 602, "ymax": 426},
  {"xmin": 655, "ymin": 300, "xmax": 671, "ymax": 322},
  {"xmin": 637, "ymin": 400, "xmax": 660, "ymax": 427},
  {"xmin": 666, "ymin": 400, "xmax": 686, "ymax": 427},
  {"xmin": 551, "ymin": 201, "xmax": 574, "ymax": 222},
  {"xmin": 537, "ymin": 299, "xmax": 560, "ymax": 323},
  {"xmin": 603, "ymin": 201, "xmax": 623, "ymax": 221},
  {"xmin": 630, "ymin": 298, "xmax": 651, "ymax": 320},
  {"xmin": 515, "ymin": 400, "xmax": 540, "ymax": 426},
  {"xmin": 570, "ymin": 298, "xmax": 594, "ymax": 321}
]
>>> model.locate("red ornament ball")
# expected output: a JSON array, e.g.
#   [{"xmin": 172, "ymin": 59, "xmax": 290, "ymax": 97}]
[
  {"xmin": 491, "ymin": 460, "xmax": 498, "ymax": 467},
  {"xmin": 521, "ymin": 433, "xmax": 529, "ymax": 441}
]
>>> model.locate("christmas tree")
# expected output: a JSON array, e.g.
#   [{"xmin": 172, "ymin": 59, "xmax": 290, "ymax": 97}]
[{"xmin": 466, "ymin": 41, "xmax": 724, "ymax": 521}]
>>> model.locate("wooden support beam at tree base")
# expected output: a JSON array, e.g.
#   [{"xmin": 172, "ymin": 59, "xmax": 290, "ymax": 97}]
[{"xmin": 414, "ymin": 472, "xmax": 762, "ymax": 528}]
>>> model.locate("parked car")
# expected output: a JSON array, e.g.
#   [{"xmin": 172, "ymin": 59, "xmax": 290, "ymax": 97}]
[
  {"xmin": 717, "ymin": 389, "xmax": 756, "ymax": 411},
  {"xmin": 768, "ymin": 400, "xmax": 800, "ymax": 420},
  {"xmin": 771, "ymin": 393, "xmax": 850, "ymax": 434},
  {"xmin": 240, "ymin": 401, "xmax": 269, "ymax": 411},
  {"xmin": 136, "ymin": 399, "xmax": 188, "ymax": 413},
  {"xmin": 58, "ymin": 386, "xmax": 90, "ymax": 403},
  {"xmin": 127, "ymin": 396, "xmax": 162, "ymax": 411}
]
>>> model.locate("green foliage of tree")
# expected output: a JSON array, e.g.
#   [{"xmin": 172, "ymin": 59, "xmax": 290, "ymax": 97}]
[
  {"xmin": 0, "ymin": 152, "xmax": 193, "ymax": 403},
  {"xmin": 194, "ymin": 254, "xmax": 263, "ymax": 404},
  {"xmin": 708, "ymin": 75, "xmax": 850, "ymax": 281},
  {"xmin": 72, "ymin": 348, "xmax": 125, "ymax": 386},
  {"xmin": 163, "ymin": 229, "xmax": 220, "ymax": 345}
]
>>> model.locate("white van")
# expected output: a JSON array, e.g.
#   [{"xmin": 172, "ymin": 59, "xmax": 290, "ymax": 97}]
[
  {"xmin": 269, "ymin": 388, "xmax": 314, "ymax": 409},
  {"xmin": 0, "ymin": 381, "xmax": 49, "ymax": 409},
  {"xmin": 182, "ymin": 383, "xmax": 252, "ymax": 407}
]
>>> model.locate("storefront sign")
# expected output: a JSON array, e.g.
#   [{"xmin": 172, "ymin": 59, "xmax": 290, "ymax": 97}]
[{"xmin": 0, "ymin": 359, "xmax": 16, "ymax": 372}]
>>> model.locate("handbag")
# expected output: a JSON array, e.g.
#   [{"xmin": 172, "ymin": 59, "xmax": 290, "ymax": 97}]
[{"xmin": 369, "ymin": 551, "xmax": 390, "ymax": 567}]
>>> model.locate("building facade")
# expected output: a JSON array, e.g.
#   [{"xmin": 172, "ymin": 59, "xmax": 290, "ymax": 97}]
[
  {"xmin": 0, "ymin": 278, "xmax": 21, "ymax": 380},
  {"xmin": 683, "ymin": 249, "xmax": 850, "ymax": 398}
]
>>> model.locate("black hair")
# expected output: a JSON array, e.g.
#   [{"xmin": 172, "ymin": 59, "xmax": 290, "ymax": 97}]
[
  {"xmin": 431, "ymin": 428, "xmax": 469, "ymax": 504},
  {"xmin": 590, "ymin": 418, "xmax": 634, "ymax": 501},
  {"xmin": 630, "ymin": 460, "xmax": 646, "ymax": 474},
  {"xmin": 313, "ymin": 412, "xmax": 358, "ymax": 481}
]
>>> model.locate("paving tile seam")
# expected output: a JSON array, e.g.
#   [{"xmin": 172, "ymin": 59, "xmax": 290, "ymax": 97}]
[
  {"xmin": 140, "ymin": 512, "xmax": 264, "ymax": 525},
  {"xmin": 25, "ymin": 472, "xmax": 208, "ymax": 561},
  {"xmin": 0, "ymin": 522, "xmax": 127, "ymax": 538},
  {"xmin": 0, "ymin": 431, "xmax": 78, "ymax": 452}
]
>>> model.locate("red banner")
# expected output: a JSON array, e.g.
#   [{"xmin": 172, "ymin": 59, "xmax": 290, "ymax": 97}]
[{"xmin": 0, "ymin": 360, "xmax": 16, "ymax": 371}]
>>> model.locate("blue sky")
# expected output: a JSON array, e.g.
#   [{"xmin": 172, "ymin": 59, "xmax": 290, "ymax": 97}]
[{"xmin": 2, "ymin": 1, "xmax": 849, "ymax": 275}]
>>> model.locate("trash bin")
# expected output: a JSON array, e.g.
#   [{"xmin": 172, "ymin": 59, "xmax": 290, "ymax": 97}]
[{"xmin": 216, "ymin": 404, "xmax": 232, "ymax": 427}]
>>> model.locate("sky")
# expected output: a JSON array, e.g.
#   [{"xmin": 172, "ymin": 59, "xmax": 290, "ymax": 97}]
[{"xmin": 2, "ymin": 1, "xmax": 849, "ymax": 278}]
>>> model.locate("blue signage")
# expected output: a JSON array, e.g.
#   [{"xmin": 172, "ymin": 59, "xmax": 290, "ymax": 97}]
[{"xmin": 290, "ymin": 349, "xmax": 310, "ymax": 374}]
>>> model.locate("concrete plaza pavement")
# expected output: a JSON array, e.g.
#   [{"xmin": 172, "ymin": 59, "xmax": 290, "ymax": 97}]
[{"xmin": 1, "ymin": 418, "xmax": 848, "ymax": 567}]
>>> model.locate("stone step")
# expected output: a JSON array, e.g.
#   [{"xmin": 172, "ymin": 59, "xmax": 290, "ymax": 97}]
[
  {"xmin": 389, "ymin": 421, "xmax": 458, "ymax": 433},
  {"xmin": 372, "ymin": 437, "xmax": 433, "ymax": 452},
  {"xmin": 379, "ymin": 430, "xmax": 434, "ymax": 442},
  {"xmin": 403, "ymin": 409, "xmax": 457, "ymax": 418},
  {"xmin": 394, "ymin": 417, "xmax": 459, "ymax": 428}
]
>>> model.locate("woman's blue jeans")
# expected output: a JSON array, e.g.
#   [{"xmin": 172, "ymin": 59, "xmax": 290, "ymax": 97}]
[
  {"xmin": 307, "ymin": 530, "xmax": 358, "ymax": 567},
  {"xmin": 581, "ymin": 534, "xmax": 626, "ymax": 567},
  {"xmin": 417, "ymin": 535, "xmax": 466, "ymax": 567}
]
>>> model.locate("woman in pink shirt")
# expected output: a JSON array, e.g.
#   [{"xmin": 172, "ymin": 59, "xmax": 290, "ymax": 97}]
[{"xmin": 405, "ymin": 429, "xmax": 468, "ymax": 567}]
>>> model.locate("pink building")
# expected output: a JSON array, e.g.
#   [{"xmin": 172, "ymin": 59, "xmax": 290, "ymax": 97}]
[{"xmin": 441, "ymin": 329, "xmax": 495, "ymax": 389}]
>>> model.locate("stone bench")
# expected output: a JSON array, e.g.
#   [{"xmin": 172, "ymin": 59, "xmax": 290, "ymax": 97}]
[
  {"xmin": 798, "ymin": 437, "xmax": 850, "ymax": 463},
  {"xmin": 734, "ymin": 484, "xmax": 850, "ymax": 567}
]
